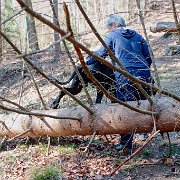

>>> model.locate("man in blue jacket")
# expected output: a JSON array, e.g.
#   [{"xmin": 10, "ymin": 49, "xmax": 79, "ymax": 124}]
[{"xmin": 86, "ymin": 14, "xmax": 154, "ymax": 154}]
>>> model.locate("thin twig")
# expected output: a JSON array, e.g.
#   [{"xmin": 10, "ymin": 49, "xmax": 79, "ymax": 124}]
[
  {"xmin": 167, "ymin": 132, "xmax": 172, "ymax": 157},
  {"xmin": 134, "ymin": 83, "xmax": 154, "ymax": 106},
  {"xmin": 104, "ymin": 135, "xmax": 111, "ymax": 142},
  {"xmin": 0, "ymin": 96, "xmax": 28, "ymax": 111},
  {"xmin": 111, "ymin": 130, "xmax": 160, "ymax": 175},
  {"xmin": 46, "ymin": 136, "xmax": 51, "ymax": 156},
  {"xmin": 152, "ymin": 115, "xmax": 157, "ymax": 133},
  {"xmin": 82, "ymin": 130, "xmax": 96, "ymax": 153},
  {"xmin": 18, "ymin": 61, "xmax": 25, "ymax": 105},
  {"xmin": 6, "ymin": 128, "xmax": 32, "ymax": 142},
  {"xmin": 15, "ymin": 32, "xmax": 71, "ymax": 59},
  {"xmin": 0, "ymin": 120, "xmax": 12, "ymax": 131},
  {"xmin": 0, "ymin": 135, "xmax": 7, "ymax": 149},
  {"xmin": 136, "ymin": 0, "xmax": 161, "ymax": 88},
  {"xmin": 26, "ymin": 65, "xmax": 47, "ymax": 110},
  {"xmin": 0, "ymin": 103, "xmax": 81, "ymax": 121}
]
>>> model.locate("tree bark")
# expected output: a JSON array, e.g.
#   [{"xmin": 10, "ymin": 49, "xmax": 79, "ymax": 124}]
[
  {"xmin": 52, "ymin": 0, "xmax": 61, "ymax": 58},
  {"xmin": 150, "ymin": 22, "xmax": 178, "ymax": 33},
  {"xmin": 24, "ymin": 0, "xmax": 39, "ymax": 51},
  {"xmin": 0, "ymin": 97, "xmax": 179, "ymax": 138}
]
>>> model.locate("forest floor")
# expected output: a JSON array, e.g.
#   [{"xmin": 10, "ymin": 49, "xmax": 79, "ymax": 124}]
[{"xmin": 0, "ymin": 9, "xmax": 180, "ymax": 180}]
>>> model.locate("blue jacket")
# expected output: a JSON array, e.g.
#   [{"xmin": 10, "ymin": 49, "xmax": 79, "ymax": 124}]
[{"xmin": 86, "ymin": 28, "xmax": 152, "ymax": 69}]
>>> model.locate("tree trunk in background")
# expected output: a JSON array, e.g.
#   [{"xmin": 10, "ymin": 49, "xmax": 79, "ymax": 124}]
[
  {"xmin": 24, "ymin": 0, "xmax": 39, "ymax": 51},
  {"xmin": 0, "ymin": 97, "xmax": 179, "ymax": 138},
  {"xmin": 128, "ymin": 0, "xmax": 135, "ymax": 20},
  {"xmin": 52, "ymin": 0, "xmax": 61, "ymax": 59},
  {"xmin": 150, "ymin": 22, "xmax": 178, "ymax": 33}
]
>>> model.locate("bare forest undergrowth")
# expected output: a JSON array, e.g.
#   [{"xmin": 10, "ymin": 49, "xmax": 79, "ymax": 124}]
[{"xmin": 0, "ymin": 8, "xmax": 180, "ymax": 180}]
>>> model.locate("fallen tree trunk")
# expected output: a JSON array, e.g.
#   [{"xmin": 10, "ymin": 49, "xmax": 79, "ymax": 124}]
[
  {"xmin": 0, "ymin": 97, "xmax": 179, "ymax": 138},
  {"xmin": 150, "ymin": 22, "xmax": 178, "ymax": 33}
]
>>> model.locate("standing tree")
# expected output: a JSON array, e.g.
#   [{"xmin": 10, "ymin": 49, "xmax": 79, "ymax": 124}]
[
  {"xmin": 24, "ymin": 0, "xmax": 39, "ymax": 51},
  {"xmin": 171, "ymin": 0, "xmax": 180, "ymax": 44},
  {"xmin": 3, "ymin": 0, "xmax": 18, "ymax": 39},
  {"xmin": 50, "ymin": 0, "xmax": 62, "ymax": 60}
]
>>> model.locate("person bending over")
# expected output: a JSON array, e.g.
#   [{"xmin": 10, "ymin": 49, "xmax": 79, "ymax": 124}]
[{"xmin": 86, "ymin": 14, "xmax": 154, "ymax": 154}]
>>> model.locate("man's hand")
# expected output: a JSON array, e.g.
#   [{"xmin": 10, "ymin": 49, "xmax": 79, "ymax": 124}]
[{"xmin": 86, "ymin": 56, "xmax": 97, "ymax": 65}]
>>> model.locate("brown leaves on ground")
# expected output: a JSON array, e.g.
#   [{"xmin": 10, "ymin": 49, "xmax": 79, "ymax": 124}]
[{"xmin": 0, "ymin": 134, "xmax": 179, "ymax": 179}]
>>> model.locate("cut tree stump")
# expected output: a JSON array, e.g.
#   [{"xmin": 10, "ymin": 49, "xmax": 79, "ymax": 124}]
[{"xmin": 150, "ymin": 22, "xmax": 178, "ymax": 33}]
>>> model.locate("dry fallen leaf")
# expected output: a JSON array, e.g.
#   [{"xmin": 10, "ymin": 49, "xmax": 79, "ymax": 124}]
[{"xmin": 163, "ymin": 157, "xmax": 174, "ymax": 165}]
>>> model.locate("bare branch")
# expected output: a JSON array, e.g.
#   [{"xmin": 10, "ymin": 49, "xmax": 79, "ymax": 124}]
[
  {"xmin": 134, "ymin": 83, "xmax": 154, "ymax": 106},
  {"xmin": 82, "ymin": 130, "xmax": 96, "ymax": 153},
  {"xmin": 6, "ymin": 128, "xmax": 32, "ymax": 142},
  {"xmin": 18, "ymin": 61, "xmax": 25, "ymax": 105},
  {"xmin": 46, "ymin": 136, "xmax": 51, "ymax": 156},
  {"xmin": 15, "ymin": 32, "xmax": 71, "ymax": 59},
  {"xmin": 111, "ymin": 130, "xmax": 160, "ymax": 175},
  {"xmin": 0, "ymin": 120, "xmax": 11, "ymax": 131},
  {"xmin": 0, "ymin": 103, "xmax": 81, "ymax": 121},
  {"xmin": 26, "ymin": 66, "xmax": 47, "ymax": 110},
  {"xmin": 0, "ymin": 96, "xmax": 29, "ymax": 111},
  {"xmin": 0, "ymin": 136, "xmax": 7, "ymax": 148}
]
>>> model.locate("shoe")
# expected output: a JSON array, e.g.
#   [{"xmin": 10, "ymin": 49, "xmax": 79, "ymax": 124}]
[
  {"xmin": 114, "ymin": 144, "xmax": 124, "ymax": 151},
  {"xmin": 114, "ymin": 144, "xmax": 132, "ymax": 155},
  {"xmin": 138, "ymin": 133, "xmax": 148, "ymax": 141}
]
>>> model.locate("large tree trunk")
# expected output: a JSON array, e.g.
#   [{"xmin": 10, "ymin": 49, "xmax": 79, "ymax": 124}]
[{"xmin": 0, "ymin": 97, "xmax": 179, "ymax": 138}]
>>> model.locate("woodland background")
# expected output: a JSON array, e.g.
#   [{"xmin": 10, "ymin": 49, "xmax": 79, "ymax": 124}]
[{"xmin": 0, "ymin": 0, "xmax": 179, "ymax": 179}]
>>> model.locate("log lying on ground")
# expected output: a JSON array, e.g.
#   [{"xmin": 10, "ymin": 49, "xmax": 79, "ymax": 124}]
[
  {"xmin": 150, "ymin": 22, "xmax": 178, "ymax": 33},
  {"xmin": 0, "ymin": 97, "xmax": 179, "ymax": 138}
]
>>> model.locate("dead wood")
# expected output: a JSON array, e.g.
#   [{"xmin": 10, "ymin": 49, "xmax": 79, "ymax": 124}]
[
  {"xmin": 150, "ymin": 22, "xmax": 178, "ymax": 33},
  {"xmin": 0, "ymin": 97, "xmax": 179, "ymax": 138}
]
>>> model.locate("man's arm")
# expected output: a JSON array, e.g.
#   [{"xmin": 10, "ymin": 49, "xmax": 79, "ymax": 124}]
[
  {"xmin": 141, "ymin": 37, "xmax": 152, "ymax": 67},
  {"xmin": 86, "ymin": 34, "xmax": 113, "ymax": 65}
]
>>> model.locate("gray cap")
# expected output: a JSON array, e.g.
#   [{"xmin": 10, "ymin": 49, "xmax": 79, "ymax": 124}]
[{"xmin": 106, "ymin": 14, "xmax": 126, "ymax": 28}]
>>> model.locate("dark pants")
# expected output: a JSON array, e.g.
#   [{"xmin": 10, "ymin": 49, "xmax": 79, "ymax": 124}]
[{"xmin": 115, "ymin": 68, "xmax": 153, "ymax": 150}]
